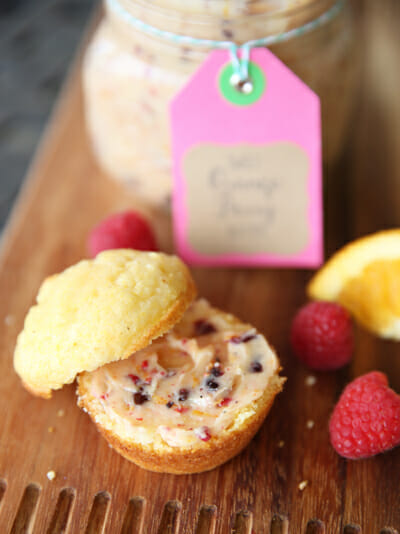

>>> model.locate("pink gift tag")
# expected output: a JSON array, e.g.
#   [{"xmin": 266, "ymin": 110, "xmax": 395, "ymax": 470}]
[{"xmin": 170, "ymin": 48, "xmax": 322, "ymax": 268}]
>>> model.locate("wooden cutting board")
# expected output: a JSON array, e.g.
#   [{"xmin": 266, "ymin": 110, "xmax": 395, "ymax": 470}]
[{"xmin": 0, "ymin": 1, "xmax": 399, "ymax": 532}]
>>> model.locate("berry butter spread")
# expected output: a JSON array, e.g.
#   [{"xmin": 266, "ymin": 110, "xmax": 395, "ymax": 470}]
[{"xmin": 78, "ymin": 299, "xmax": 279, "ymax": 448}]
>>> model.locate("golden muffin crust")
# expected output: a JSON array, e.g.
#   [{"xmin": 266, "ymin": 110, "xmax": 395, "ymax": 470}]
[
  {"xmin": 14, "ymin": 249, "xmax": 196, "ymax": 398},
  {"xmin": 77, "ymin": 299, "xmax": 285, "ymax": 474},
  {"xmin": 79, "ymin": 375, "xmax": 284, "ymax": 474}
]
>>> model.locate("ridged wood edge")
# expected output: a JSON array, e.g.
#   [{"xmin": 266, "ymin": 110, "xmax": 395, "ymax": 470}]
[{"xmin": 10, "ymin": 483, "xmax": 41, "ymax": 534}]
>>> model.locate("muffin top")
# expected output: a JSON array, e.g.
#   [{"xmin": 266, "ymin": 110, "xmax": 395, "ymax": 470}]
[{"xmin": 14, "ymin": 249, "xmax": 196, "ymax": 398}]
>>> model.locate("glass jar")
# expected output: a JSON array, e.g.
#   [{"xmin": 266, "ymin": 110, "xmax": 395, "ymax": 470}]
[{"xmin": 83, "ymin": 0, "xmax": 358, "ymax": 209}]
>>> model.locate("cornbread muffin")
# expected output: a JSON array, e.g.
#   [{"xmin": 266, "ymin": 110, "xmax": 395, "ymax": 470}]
[
  {"xmin": 78, "ymin": 299, "xmax": 285, "ymax": 474},
  {"xmin": 14, "ymin": 250, "xmax": 196, "ymax": 398}
]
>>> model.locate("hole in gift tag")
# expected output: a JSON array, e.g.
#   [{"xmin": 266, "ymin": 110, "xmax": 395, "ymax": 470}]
[
  {"xmin": 219, "ymin": 61, "xmax": 265, "ymax": 106},
  {"xmin": 229, "ymin": 73, "xmax": 253, "ymax": 94}
]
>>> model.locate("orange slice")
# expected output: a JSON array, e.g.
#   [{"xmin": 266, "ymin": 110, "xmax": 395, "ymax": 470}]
[{"xmin": 307, "ymin": 229, "xmax": 400, "ymax": 339}]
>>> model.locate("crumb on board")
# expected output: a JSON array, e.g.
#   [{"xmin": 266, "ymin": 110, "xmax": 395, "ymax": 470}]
[
  {"xmin": 46, "ymin": 470, "xmax": 56, "ymax": 481},
  {"xmin": 306, "ymin": 420, "xmax": 315, "ymax": 429},
  {"xmin": 298, "ymin": 480, "xmax": 308, "ymax": 491},
  {"xmin": 299, "ymin": 480, "xmax": 308, "ymax": 491},
  {"xmin": 277, "ymin": 440, "xmax": 285, "ymax": 448},
  {"xmin": 4, "ymin": 315, "xmax": 15, "ymax": 326},
  {"xmin": 305, "ymin": 375, "xmax": 317, "ymax": 387},
  {"xmin": 48, "ymin": 426, "xmax": 55, "ymax": 433},
  {"xmin": 57, "ymin": 409, "xmax": 65, "ymax": 417}
]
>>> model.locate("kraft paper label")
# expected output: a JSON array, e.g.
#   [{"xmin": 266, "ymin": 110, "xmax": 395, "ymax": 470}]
[{"xmin": 170, "ymin": 48, "xmax": 323, "ymax": 267}]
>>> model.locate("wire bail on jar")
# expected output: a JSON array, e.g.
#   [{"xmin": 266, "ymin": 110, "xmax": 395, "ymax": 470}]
[{"xmin": 106, "ymin": 0, "xmax": 344, "ymax": 94}]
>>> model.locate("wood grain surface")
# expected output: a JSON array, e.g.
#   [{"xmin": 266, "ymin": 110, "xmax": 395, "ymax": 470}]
[{"xmin": 0, "ymin": 1, "xmax": 399, "ymax": 532}]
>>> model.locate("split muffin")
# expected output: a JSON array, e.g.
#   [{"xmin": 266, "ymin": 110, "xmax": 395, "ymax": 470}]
[{"xmin": 14, "ymin": 249, "xmax": 284, "ymax": 473}]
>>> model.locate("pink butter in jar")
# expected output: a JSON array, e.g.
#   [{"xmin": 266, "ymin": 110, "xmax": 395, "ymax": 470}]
[{"xmin": 83, "ymin": 0, "xmax": 359, "ymax": 209}]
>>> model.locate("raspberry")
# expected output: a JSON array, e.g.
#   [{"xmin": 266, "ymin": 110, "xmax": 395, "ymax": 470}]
[
  {"xmin": 88, "ymin": 211, "xmax": 158, "ymax": 257},
  {"xmin": 290, "ymin": 301, "xmax": 353, "ymax": 370},
  {"xmin": 329, "ymin": 371, "xmax": 400, "ymax": 459}
]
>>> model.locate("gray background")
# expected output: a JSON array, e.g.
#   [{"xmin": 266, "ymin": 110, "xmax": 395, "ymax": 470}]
[{"xmin": 0, "ymin": 0, "xmax": 96, "ymax": 232}]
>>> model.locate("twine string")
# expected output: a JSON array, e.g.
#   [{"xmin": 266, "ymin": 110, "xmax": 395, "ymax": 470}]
[{"xmin": 106, "ymin": 0, "xmax": 344, "ymax": 87}]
